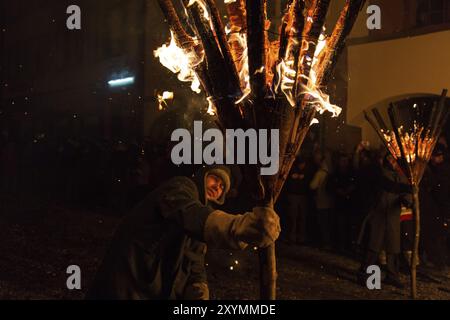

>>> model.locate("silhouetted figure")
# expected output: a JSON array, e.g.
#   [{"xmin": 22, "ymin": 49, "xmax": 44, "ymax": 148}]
[
  {"xmin": 284, "ymin": 157, "xmax": 310, "ymax": 245},
  {"xmin": 358, "ymin": 155, "xmax": 411, "ymax": 289}
]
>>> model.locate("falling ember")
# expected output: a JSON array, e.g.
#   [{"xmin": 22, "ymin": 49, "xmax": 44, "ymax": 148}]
[
  {"xmin": 157, "ymin": 91, "xmax": 174, "ymax": 110},
  {"xmin": 154, "ymin": 31, "xmax": 203, "ymax": 94}
]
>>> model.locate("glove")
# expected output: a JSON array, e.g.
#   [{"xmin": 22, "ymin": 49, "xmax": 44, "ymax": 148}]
[
  {"xmin": 183, "ymin": 282, "xmax": 209, "ymax": 300},
  {"xmin": 204, "ymin": 207, "xmax": 281, "ymax": 249},
  {"xmin": 235, "ymin": 207, "xmax": 281, "ymax": 248}
]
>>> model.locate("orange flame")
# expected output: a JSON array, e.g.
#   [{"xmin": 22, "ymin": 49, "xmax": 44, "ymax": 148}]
[
  {"xmin": 226, "ymin": 27, "xmax": 251, "ymax": 104},
  {"xmin": 154, "ymin": 31, "xmax": 204, "ymax": 94},
  {"xmin": 274, "ymin": 29, "xmax": 342, "ymax": 117}
]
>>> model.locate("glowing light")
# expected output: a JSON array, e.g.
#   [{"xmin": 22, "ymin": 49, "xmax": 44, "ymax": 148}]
[{"xmin": 108, "ymin": 77, "xmax": 135, "ymax": 87}]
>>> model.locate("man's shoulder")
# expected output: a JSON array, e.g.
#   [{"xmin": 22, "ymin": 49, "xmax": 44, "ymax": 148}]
[{"xmin": 158, "ymin": 176, "xmax": 199, "ymax": 196}]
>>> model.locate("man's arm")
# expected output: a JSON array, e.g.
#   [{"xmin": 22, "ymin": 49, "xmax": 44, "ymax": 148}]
[
  {"xmin": 156, "ymin": 177, "xmax": 281, "ymax": 250},
  {"xmin": 155, "ymin": 177, "xmax": 214, "ymax": 242}
]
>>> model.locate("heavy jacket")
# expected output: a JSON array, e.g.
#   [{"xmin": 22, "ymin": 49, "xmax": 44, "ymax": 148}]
[
  {"xmin": 86, "ymin": 173, "xmax": 216, "ymax": 300},
  {"xmin": 364, "ymin": 166, "xmax": 411, "ymax": 254},
  {"xmin": 429, "ymin": 162, "xmax": 450, "ymax": 218}
]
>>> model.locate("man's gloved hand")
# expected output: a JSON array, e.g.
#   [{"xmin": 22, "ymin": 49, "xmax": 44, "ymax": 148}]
[
  {"xmin": 183, "ymin": 282, "xmax": 209, "ymax": 300},
  {"xmin": 204, "ymin": 207, "xmax": 281, "ymax": 249},
  {"xmin": 232, "ymin": 207, "xmax": 281, "ymax": 248}
]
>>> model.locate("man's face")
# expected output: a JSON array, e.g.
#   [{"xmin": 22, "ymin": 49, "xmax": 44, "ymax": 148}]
[
  {"xmin": 205, "ymin": 174, "xmax": 224, "ymax": 201},
  {"xmin": 431, "ymin": 154, "xmax": 444, "ymax": 165}
]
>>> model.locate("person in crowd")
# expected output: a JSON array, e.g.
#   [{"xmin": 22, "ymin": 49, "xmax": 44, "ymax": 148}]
[
  {"xmin": 420, "ymin": 146, "xmax": 450, "ymax": 276},
  {"xmin": 284, "ymin": 156, "xmax": 310, "ymax": 245},
  {"xmin": 358, "ymin": 154, "xmax": 411, "ymax": 288},
  {"xmin": 329, "ymin": 153, "xmax": 356, "ymax": 253},
  {"xmin": 310, "ymin": 151, "xmax": 334, "ymax": 250}
]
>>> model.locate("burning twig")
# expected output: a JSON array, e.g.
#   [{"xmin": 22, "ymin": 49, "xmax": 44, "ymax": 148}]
[
  {"xmin": 183, "ymin": 0, "xmax": 244, "ymax": 128},
  {"xmin": 273, "ymin": 0, "xmax": 363, "ymax": 201},
  {"xmin": 316, "ymin": 0, "xmax": 366, "ymax": 85},
  {"xmin": 246, "ymin": 0, "xmax": 267, "ymax": 101},
  {"xmin": 206, "ymin": 0, "xmax": 242, "ymax": 98}
]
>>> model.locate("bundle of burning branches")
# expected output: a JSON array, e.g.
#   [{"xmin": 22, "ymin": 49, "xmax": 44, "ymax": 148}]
[
  {"xmin": 154, "ymin": 0, "xmax": 366, "ymax": 299},
  {"xmin": 364, "ymin": 89, "xmax": 449, "ymax": 299}
]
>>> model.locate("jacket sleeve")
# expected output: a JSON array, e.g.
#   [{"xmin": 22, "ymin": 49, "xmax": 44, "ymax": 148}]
[
  {"xmin": 155, "ymin": 177, "xmax": 214, "ymax": 242},
  {"xmin": 381, "ymin": 172, "xmax": 411, "ymax": 194},
  {"xmin": 185, "ymin": 240, "xmax": 208, "ymax": 284}
]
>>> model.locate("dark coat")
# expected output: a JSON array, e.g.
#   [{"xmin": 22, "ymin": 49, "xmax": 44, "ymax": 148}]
[
  {"xmin": 86, "ymin": 174, "xmax": 215, "ymax": 300},
  {"xmin": 429, "ymin": 162, "xmax": 450, "ymax": 218},
  {"xmin": 364, "ymin": 167, "xmax": 411, "ymax": 254}
]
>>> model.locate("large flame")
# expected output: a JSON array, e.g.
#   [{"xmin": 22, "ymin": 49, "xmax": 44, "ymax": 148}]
[
  {"xmin": 154, "ymin": 2, "xmax": 341, "ymax": 118},
  {"xmin": 301, "ymin": 32, "xmax": 341, "ymax": 117},
  {"xmin": 154, "ymin": 31, "xmax": 203, "ymax": 94},
  {"xmin": 274, "ymin": 28, "xmax": 342, "ymax": 117}
]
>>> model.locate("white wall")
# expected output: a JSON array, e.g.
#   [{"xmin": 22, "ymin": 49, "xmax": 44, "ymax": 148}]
[{"xmin": 347, "ymin": 30, "xmax": 450, "ymax": 145}]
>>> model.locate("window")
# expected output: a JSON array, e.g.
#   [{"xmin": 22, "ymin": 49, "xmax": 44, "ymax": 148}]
[{"xmin": 416, "ymin": 0, "xmax": 450, "ymax": 27}]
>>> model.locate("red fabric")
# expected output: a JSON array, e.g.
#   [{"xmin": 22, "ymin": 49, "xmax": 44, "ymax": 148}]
[{"xmin": 400, "ymin": 208, "xmax": 413, "ymax": 222}]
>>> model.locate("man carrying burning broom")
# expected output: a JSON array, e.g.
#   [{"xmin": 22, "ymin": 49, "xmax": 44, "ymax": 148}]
[
  {"xmin": 87, "ymin": 165, "xmax": 280, "ymax": 300},
  {"xmin": 151, "ymin": 0, "xmax": 366, "ymax": 299},
  {"xmin": 87, "ymin": 0, "xmax": 366, "ymax": 300}
]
